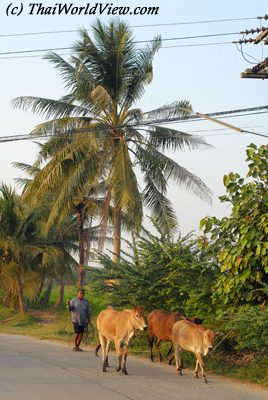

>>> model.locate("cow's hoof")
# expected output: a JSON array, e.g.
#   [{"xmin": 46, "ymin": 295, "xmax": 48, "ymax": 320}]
[
  {"xmin": 195, "ymin": 373, "xmax": 199, "ymax": 379},
  {"xmin": 203, "ymin": 377, "xmax": 208, "ymax": 384},
  {"xmin": 116, "ymin": 367, "xmax": 121, "ymax": 372},
  {"xmin": 102, "ymin": 367, "xmax": 107, "ymax": 372},
  {"xmin": 122, "ymin": 369, "xmax": 128, "ymax": 375}
]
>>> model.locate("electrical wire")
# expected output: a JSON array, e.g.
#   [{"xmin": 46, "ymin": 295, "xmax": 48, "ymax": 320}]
[
  {"xmin": 0, "ymin": 131, "xmax": 265, "ymax": 144},
  {"xmin": 0, "ymin": 41, "xmax": 233, "ymax": 60},
  {"xmin": 0, "ymin": 17, "xmax": 258, "ymax": 38},
  {"xmin": 0, "ymin": 31, "xmax": 241, "ymax": 57},
  {"xmin": 1, "ymin": 106, "xmax": 268, "ymax": 143},
  {"xmin": 235, "ymin": 42, "xmax": 260, "ymax": 64}
]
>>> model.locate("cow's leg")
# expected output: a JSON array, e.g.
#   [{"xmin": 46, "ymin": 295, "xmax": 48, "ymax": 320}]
[
  {"xmin": 166, "ymin": 343, "xmax": 174, "ymax": 365},
  {"xmin": 114, "ymin": 340, "xmax": 122, "ymax": 372},
  {"xmin": 122, "ymin": 344, "xmax": 129, "ymax": 375},
  {"xmin": 99, "ymin": 333, "xmax": 107, "ymax": 372},
  {"xmin": 166, "ymin": 343, "xmax": 173, "ymax": 358},
  {"xmin": 194, "ymin": 358, "xmax": 199, "ymax": 378},
  {"xmin": 168, "ymin": 353, "xmax": 174, "ymax": 365},
  {"xmin": 155, "ymin": 338, "xmax": 163, "ymax": 362},
  {"xmin": 105, "ymin": 340, "xmax": 111, "ymax": 367},
  {"xmin": 174, "ymin": 343, "xmax": 183, "ymax": 375},
  {"xmin": 148, "ymin": 333, "xmax": 155, "ymax": 362},
  {"xmin": 195, "ymin": 352, "xmax": 207, "ymax": 383}
]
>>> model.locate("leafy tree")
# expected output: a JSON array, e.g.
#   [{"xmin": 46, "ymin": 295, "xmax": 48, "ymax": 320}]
[
  {"xmin": 200, "ymin": 144, "xmax": 268, "ymax": 307},
  {"xmin": 13, "ymin": 19, "xmax": 212, "ymax": 267},
  {"xmin": 90, "ymin": 222, "xmax": 217, "ymax": 318}
]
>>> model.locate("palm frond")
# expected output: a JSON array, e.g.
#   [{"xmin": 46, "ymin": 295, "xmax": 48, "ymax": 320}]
[
  {"xmin": 142, "ymin": 175, "xmax": 177, "ymax": 235},
  {"xmin": 110, "ymin": 140, "xmax": 142, "ymax": 227},
  {"xmin": 12, "ymin": 162, "xmax": 40, "ymax": 177},
  {"xmin": 143, "ymin": 100, "xmax": 193, "ymax": 120},
  {"xmin": 12, "ymin": 96, "xmax": 89, "ymax": 119},
  {"xmin": 136, "ymin": 144, "xmax": 212, "ymax": 204},
  {"xmin": 44, "ymin": 52, "xmax": 77, "ymax": 91},
  {"xmin": 142, "ymin": 125, "xmax": 213, "ymax": 152}
]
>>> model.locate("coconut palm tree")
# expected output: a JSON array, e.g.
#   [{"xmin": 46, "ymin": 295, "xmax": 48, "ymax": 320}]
[
  {"xmin": 0, "ymin": 183, "xmax": 77, "ymax": 311},
  {"xmin": 14, "ymin": 159, "xmax": 112, "ymax": 287},
  {"xmin": 13, "ymin": 19, "xmax": 212, "ymax": 264}
]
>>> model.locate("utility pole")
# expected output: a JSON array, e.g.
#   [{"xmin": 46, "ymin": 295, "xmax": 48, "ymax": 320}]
[{"xmin": 234, "ymin": 15, "xmax": 268, "ymax": 79}]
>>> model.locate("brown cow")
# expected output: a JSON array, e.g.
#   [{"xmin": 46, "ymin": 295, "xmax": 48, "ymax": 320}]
[
  {"xmin": 96, "ymin": 306, "xmax": 146, "ymax": 375},
  {"xmin": 148, "ymin": 309, "xmax": 203, "ymax": 363},
  {"xmin": 172, "ymin": 319, "xmax": 215, "ymax": 383}
]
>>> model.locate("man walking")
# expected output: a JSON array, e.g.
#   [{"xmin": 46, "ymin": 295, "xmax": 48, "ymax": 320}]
[{"xmin": 67, "ymin": 289, "xmax": 91, "ymax": 351}]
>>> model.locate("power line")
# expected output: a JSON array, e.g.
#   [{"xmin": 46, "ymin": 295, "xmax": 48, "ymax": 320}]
[
  {"xmin": 186, "ymin": 124, "xmax": 268, "ymax": 133},
  {"xmin": 0, "ymin": 17, "xmax": 258, "ymax": 38},
  {"xmin": 0, "ymin": 41, "xmax": 233, "ymax": 60},
  {"xmin": 0, "ymin": 132, "xmax": 255, "ymax": 144},
  {"xmin": 0, "ymin": 31, "xmax": 241, "ymax": 57},
  {"xmin": 1, "ymin": 105, "xmax": 268, "ymax": 143}
]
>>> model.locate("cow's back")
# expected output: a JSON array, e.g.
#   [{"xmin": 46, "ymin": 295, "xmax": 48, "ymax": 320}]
[
  {"xmin": 172, "ymin": 320, "xmax": 205, "ymax": 353},
  {"xmin": 148, "ymin": 310, "xmax": 183, "ymax": 341},
  {"xmin": 97, "ymin": 309, "xmax": 131, "ymax": 340}
]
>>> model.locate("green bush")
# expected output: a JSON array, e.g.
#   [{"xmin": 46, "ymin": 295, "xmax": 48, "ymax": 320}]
[
  {"xmin": 218, "ymin": 305, "xmax": 268, "ymax": 351},
  {"xmin": 90, "ymin": 226, "xmax": 218, "ymax": 319}
]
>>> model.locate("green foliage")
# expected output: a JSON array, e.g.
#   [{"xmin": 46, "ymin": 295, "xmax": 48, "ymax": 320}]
[
  {"xmin": 219, "ymin": 305, "xmax": 268, "ymax": 351},
  {"xmin": 200, "ymin": 144, "xmax": 268, "ymax": 307},
  {"xmin": 0, "ymin": 183, "xmax": 77, "ymax": 311},
  {"xmin": 13, "ymin": 19, "xmax": 212, "ymax": 247},
  {"xmin": 90, "ymin": 223, "xmax": 218, "ymax": 318}
]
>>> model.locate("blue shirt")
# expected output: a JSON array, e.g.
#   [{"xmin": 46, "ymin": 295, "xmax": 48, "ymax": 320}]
[{"xmin": 68, "ymin": 297, "xmax": 91, "ymax": 326}]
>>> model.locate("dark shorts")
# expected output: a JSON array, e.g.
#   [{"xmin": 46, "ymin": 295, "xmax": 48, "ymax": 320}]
[{"xmin": 73, "ymin": 323, "xmax": 86, "ymax": 334}]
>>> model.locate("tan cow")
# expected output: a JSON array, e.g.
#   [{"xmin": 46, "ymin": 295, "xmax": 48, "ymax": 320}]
[
  {"xmin": 96, "ymin": 306, "xmax": 146, "ymax": 375},
  {"xmin": 148, "ymin": 309, "xmax": 203, "ymax": 363},
  {"xmin": 172, "ymin": 319, "xmax": 215, "ymax": 383}
]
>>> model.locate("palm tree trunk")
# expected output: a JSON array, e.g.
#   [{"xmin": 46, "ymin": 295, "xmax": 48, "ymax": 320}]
[
  {"xmin": 17, "ymin": 274, "xmax": 25, "ymax": 313},
  {"xmin": 34, "ymin": 272, "xmax": 45, "ymax": 302},
  {"xmin": 85, "ymin": 225, "xmax": 91, "ymax": 265},
  {"xmin": 113, "ymin": 206, "xmax": 121, "ymax": 263},
  {"xmin": 40, "ymin": 278, "xmax": 53, "ymax": 306},
  {"xmin": 54, "ymin": 278, "xmax": 64, "ymax": 309},
  {"xmin": 77, "ymin": 209, "xmax": 85, "ymax": 287}
]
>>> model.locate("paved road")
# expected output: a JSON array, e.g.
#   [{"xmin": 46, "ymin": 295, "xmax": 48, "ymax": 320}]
[{"xmin": 0, "ymin": 334, "xmax": 267, "ymax": 400}]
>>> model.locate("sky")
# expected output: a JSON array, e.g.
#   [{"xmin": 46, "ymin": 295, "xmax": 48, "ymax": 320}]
[{"xmin": 1, "ymin": 0, "xmax": 267, "ymax": 236}]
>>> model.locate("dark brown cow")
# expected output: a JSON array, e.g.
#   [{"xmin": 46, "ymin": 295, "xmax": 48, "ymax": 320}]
[
  {"xmin": 148, "ymin": 309, "xmax": 203, "ymax": 363},
  {"xmin": 172, "ymin": 319, "xmax": 215, "ymax": 383},
  {"xmin": 96, "ymin": 306, "xmax": 146, "ymax": 375}
]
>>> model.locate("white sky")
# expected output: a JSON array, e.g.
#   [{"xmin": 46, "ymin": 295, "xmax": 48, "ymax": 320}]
[{"xmin": 1, "ymin": 0, "xmax": 267, "ymax": 236}]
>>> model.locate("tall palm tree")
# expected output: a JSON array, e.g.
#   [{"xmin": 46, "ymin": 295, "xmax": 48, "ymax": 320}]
[{"xmin": 13, "ymin": 19, "xmax": 212, "ymax": 264}]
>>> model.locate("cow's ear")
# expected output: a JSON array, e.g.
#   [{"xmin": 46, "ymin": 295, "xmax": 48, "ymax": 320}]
[{"xmin": 135, "ymin": 305, "xmax": 144, "ymax": 313}]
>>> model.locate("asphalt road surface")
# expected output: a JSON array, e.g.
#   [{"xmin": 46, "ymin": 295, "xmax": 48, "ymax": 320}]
[{"xmin": 0, "ymin": 334, "xmax": 267, "ymax": 400}]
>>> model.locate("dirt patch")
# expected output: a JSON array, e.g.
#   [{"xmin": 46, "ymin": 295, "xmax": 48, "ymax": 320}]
[
  {"xmin": 29, "ymin": 309, "xmax": 58, "ymax": 324},
  {"xmin": 217, "ymin": 350, "xmax": 258, "ymax": 366}
]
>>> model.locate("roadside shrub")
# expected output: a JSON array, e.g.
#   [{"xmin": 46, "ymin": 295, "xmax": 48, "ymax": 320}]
[
  {"xmin": 218, "ymin": 305, "xmax": 268, "ymax": 352},
  {"xmin": 90, "ymin": 226, "xmax": 218, "ymax": 319}
]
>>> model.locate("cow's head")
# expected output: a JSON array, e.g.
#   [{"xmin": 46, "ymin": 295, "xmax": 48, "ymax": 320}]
[
  {"xmin": 202, "ymin": 329, "xmax": 215, "ymax": 356},
  {"xmin": 131, "ymin": 306, "xmax": 147, "ymax": 331}
]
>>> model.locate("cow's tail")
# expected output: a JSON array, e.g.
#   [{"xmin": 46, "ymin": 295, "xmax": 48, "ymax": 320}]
[{"xmin": 95, "ymin": 343, "xmax": 101, "ymax": 358}]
